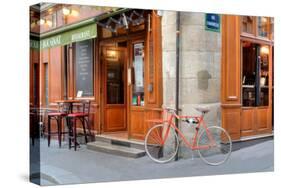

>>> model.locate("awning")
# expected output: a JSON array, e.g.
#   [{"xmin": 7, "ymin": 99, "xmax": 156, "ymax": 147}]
[
  {"xmin": 40, "ymin": 23, "xmax": 97, "ymax": 49},
  {"xmin": 36, "ymin": 8, "xmax": 129, "ymax": 49}
]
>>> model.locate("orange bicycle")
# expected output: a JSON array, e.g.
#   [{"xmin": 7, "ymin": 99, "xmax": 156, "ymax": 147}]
[{"xmin": 144, "ymin": 107, "xmax": 232, "ymax": 165}]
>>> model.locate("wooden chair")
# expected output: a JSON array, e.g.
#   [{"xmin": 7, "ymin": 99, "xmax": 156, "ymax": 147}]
[
  {"xmin": 47, "ymin": 103, "xmax": 69, "ymax": 147},
  {"xmin": 67, "ymin": 100, "xmax": 95, "ymax": 150}
]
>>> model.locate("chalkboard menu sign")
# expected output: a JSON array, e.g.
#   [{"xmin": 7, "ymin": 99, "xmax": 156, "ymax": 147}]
[{"xmin": 75, "ymin": 40, "xmax": 94, "ymax": 97}]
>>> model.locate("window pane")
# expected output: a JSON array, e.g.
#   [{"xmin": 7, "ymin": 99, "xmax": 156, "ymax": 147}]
[
  {"xmin": 270, "ymin": 17, "xmax": 274, "ymax": 40},
  {"xmin": 33, "ymin": 64, "xmax": 39, "ymax": 106},
  {"xmin": 242, "ymin": 42, "xmax": 270, "ymax": 107},
  {"xmin": 44, "ymin": 64, "xmax": 49, "ymax": 105},
  {"xmin": 106, "ymin": 50, "xmax": 124, "ymax": 104},
  {"xmin": 132, "ymin": 42, "xmax": 145, "ymax": 106},
  {"xmin": 242, "ymin": 41, "xmax": 256, "ymax": 107},
  {"xmin": 242, "ymin": 16, "xmax": 254, "ymax": 34},
  {"xmin": 258, "ymin": 45, "xmax": 269, "ymax": 106},
  {"xmin": 75, "ymin": 40, "xmax": 94, "ymax": 97},
  {"xmin": 257, "ymin": 17, "xmax": 268, "ymax": 38},
  {"xmin": 51, "ymin": 12, "xmax": 57, "ymax": 28}
]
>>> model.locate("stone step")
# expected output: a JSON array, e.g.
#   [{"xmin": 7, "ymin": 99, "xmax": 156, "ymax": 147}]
[
  {"xmin": 95, "ymin": 134, "xmax": 145, "ymax": 150},
  {"xmin": 87, "ymin": 141, "xmax": 146, "ymax": 158}
]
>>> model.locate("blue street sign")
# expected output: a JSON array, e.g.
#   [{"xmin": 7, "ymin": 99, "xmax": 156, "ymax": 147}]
[{"xmin": 205, "ymin": 14, "xmax": 221, "ymax": 32}]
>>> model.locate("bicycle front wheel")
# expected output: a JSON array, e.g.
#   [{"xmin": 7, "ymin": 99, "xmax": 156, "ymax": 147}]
[
  {"xmin": 197, "ymin": 126, "xmax": 232, "ymax": 166},
  {"xmin": 144, "ymin": 124, "xmax": 179, "ymax": 163}
]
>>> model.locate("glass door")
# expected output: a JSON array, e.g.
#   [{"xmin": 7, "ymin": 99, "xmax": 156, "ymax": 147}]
[
  {"xmin": 128, "ymin": 41, "xmax": 146, "ymax": 140},
  {"xmin": 102, "ymin": 47, "xmax": 127, "ymax": 132}
]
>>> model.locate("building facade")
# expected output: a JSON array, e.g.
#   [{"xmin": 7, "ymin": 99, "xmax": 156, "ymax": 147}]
[
  {"xmin": 221, "ymin": 15, "xmax": 274, "ymax": 140},
  {"xmin": 30, "ymin": 4, "xmax": 163, "ymax": 141},
  {"xmin": 30, "ymin": 4, "xmax": 274, "ymax": 149}
]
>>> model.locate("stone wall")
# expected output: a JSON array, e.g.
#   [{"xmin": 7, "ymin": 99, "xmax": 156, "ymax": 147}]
[{"xmin": 161, "ymin": 11, "xmax": 222, "ymax": 158}]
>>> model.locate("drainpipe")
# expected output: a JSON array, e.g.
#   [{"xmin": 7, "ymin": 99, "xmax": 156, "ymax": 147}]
[{"xmin": 175, "ymin": 11, "xmax": 180, "ymax": 161}]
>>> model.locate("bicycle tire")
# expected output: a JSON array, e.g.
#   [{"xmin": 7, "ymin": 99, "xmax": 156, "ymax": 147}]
[
  {"xmin": 197, "ymin": 126, "xmax": 232, "ymax": 166},
  {"xmin": 144, "ymin": 124, "xmax": 179, "ymax": 163}
]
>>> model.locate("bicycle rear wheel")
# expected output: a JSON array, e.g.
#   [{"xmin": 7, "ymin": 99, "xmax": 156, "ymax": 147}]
[
  {"xmin": 197, "ymin": 126, "xmax": 232, "ymax": 165},
  {"xmin": 144, "ymin": 124, "xmax": 179, "ymax": 163}
]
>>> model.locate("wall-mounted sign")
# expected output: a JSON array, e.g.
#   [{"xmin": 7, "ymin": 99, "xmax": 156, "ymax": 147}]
[
  {"xmin": 30, "ymin": 39, "xmax": 40, "ymax": 49},
  {"xmin": 205, "ymin": 14, "xmax": 220, "ymax": 32},
  {"xmin": 40, "ymin": 23, "xmax": 97, "ymax": 49}
]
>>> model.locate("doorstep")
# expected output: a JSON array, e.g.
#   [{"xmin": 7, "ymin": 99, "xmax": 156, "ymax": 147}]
[
  {"xmin": 94, "ymin": 134, "xmax": 145, "ymax": 150},
  {"xmin": 86, "ymin": 134, "xmax": 146, "ymax": 158},
  {"xmin": 87, "ymin": 141, "xmax": 146, "ymax": 158}
]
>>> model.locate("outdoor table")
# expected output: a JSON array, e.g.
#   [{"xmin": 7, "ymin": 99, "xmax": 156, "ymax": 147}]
[
  {"xmin": 55, "ymin": 99, "xmax": 82, "ymax": 113},
  {"xmin": 54, "ymin": 99, "xmax": 94, "ymax": 149}
]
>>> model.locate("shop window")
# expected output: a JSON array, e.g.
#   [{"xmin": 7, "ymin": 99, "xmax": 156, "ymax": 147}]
[
  {"xmin": 241, "ymin": 16, "xmax": 254, "ymax": 34},
  {"xmin": 132, "ymin": 42, "xmax": 145, "ymax": 106},
  {"xmin": 242, "ymin": 41, "xmax": 269, "ymax": 107},
  {"xmin": 51, "ymin": 12, "xmax": 57, "ymax": 28},
  {"xmin": 75, "ymin": 39, "xmax": 94, "ymax": 97},
  {"xmin": 33, "ymin": 63, "xmax": 39, "ymax": 106},
  {"xmin": 257, "ymin": 17, "xmax": 269, "ymax": 38},
  {"xmin": 63, "ymin": 46, "xmax": 69, "ymax": 99},
  {"xmin": 44, "ymin": 63, "xmax": 49, "ymax": 105}
]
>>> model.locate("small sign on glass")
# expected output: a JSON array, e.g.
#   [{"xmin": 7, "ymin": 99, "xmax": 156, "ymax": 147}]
[{"xmin": 77, "ymin": 90, "xmax": 83, "ymax": 98}]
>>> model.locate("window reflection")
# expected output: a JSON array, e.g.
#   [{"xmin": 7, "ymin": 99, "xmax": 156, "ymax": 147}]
[
  {"xmin": 242, "ymin": 16, "xmax": 254, "ymax": 34},
  {"xmin": 106, "ymin": 51, "xmax": 124, "ymax": 104},
  {"xmin": 257, "ymin": 17, "xmax": 268, "ymax": 38},
  {"xmin": 132, "ymin": 42, "xmax": 145, "ymax": 106},
  {"xmin": 242, "ymin": 42, "xmax": 269, "ymax": 107}
]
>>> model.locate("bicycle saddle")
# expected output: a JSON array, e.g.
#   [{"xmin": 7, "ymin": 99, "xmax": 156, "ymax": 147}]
[{"xmin": 195, "ymin": 106, "xmax": 210, "ymax": 114}]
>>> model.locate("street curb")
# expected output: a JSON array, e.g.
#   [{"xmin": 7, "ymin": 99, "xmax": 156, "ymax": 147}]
[{"xmin": 30, "ymin": 172, "xmax": 59, "ymax": 185}]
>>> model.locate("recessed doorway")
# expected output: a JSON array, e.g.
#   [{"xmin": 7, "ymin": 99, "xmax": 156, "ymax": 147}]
[{"xmin": 101, "ymin": 46, "xmax": 127, "ymax": 132}]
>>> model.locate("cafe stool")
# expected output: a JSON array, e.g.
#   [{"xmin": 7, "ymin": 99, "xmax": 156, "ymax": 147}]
[
  {"xmin": 47, "ymin": 103, "xmax": 69, "ymax": 147},
  {"xmin": 67, "ymin": 100, "xmax": 94, "ymax": 151}
]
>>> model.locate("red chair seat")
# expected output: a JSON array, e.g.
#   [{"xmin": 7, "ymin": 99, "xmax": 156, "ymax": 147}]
[
  {"xmin": 48, "ymin": 112, "xmax": 67, "ymax": 116},
  {"xmin": 67, "ymin": 112, "xmax": 87, "ymax": 117}
]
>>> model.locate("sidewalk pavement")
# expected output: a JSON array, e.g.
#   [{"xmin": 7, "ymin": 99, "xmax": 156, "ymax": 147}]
[{"xmin": 31, "ymin": 137, "xmax": 274, "ymax": 186}]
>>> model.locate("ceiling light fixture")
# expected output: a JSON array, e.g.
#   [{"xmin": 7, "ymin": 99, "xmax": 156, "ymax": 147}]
[{"xmin": 260, "ymin": 46, "xmax": 269, "ymax": 55}]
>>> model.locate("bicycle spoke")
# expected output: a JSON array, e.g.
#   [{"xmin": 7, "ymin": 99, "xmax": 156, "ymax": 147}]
[
  {"xmin": 155, "ymin": 127, "xmax": 163, "ymax": 142},
  {"xmin": 148, "ymin": 131, "xmax": 162, "ymax": 145},
  {"xmin": 197, "ymin": 126, "xmax": 232, "ymax": 166},
  {"xmin": 145, "ymin": 124, "xmax": 179, "ymax": 163}
]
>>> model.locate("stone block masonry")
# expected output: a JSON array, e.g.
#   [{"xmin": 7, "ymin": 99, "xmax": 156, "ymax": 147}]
[{"xmin": 161, "ymin": 11, "xmax": 222, "ymax": 158}]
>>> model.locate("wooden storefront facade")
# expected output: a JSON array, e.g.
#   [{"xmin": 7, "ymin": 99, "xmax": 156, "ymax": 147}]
[
  {"xmin": 30, "ymin": 5, "xmax": 163, "ymax": 141},
  {"xmin": 30, "ymin": 4, "xmax": 274, "ymax": 142},
  {"xmin": 221, "ymin": 15, "xmax": 274, "ymax": 140}
]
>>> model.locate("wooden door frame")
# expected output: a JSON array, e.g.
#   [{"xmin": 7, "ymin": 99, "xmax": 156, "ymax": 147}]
[
  {"xmin": 100, "ymin": 45, "xmax": 128, "ymax": 133},
  {"xmin": 98, "ymin": 34, "xmax": 146, "ymax": 134},
  {"xmin": 127, "ymin": 38, "xmax": 146, "ymax": 139}
]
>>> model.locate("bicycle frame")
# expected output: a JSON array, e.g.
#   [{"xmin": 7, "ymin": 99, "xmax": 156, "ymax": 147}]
[{"xmin": 161, "ymin": 110, "xmax": 216, "ymax": 151}]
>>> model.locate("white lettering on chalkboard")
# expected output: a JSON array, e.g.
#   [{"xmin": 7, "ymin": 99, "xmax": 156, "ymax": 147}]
[{"xmin": 75, "ymin": 40, "xmax": 94, "ymax": 96}]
